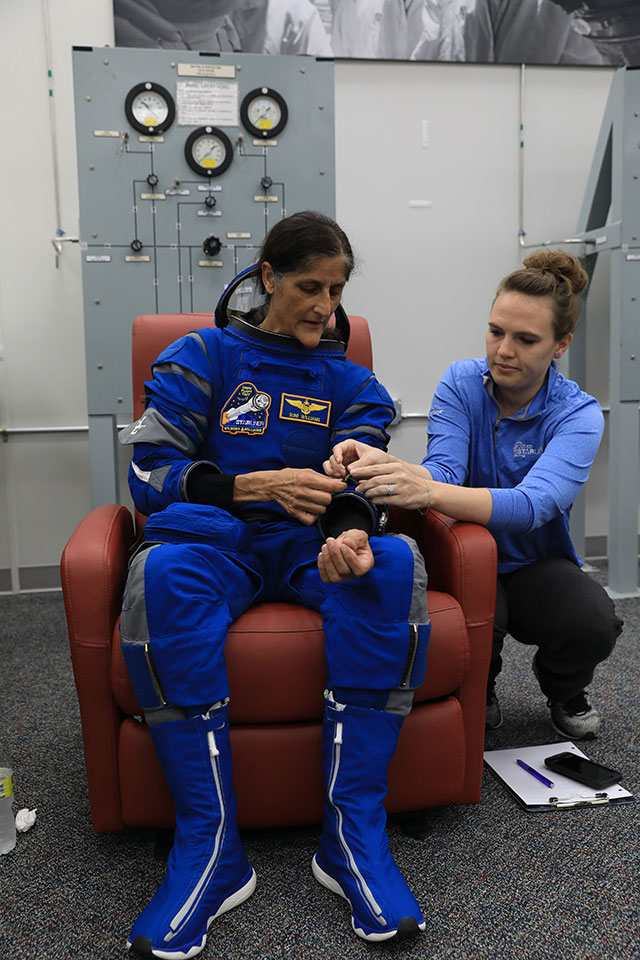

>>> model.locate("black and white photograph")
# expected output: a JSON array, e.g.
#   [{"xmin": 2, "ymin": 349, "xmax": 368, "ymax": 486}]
[{"xmin": 113, "ymin": 0, "xmax": 640, "ymax": 66}]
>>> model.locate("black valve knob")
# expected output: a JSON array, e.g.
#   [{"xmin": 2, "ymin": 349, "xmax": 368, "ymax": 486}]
[
  {"xmin": 204, "ymin": 194, "xmax": 217, "ymax": 208},
  {"xmin": 260, "ymin": 175, "xmax": 273, "ymax": 190},
  {"xmin": 130, "ymin": 238, "xmax": 143, "ymax": 252},
  {"xmin": 146, "ymin": 173, "xmax": 159, "ymax": 188},
  {"xmin": 202, "ymin": 235, "xmax": 222, "ymax": 257}
]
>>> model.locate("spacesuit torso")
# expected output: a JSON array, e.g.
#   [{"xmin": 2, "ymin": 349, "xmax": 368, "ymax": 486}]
[{"xmin": 121, "ymin": 315, "xmax": 395, "ymax": 518}]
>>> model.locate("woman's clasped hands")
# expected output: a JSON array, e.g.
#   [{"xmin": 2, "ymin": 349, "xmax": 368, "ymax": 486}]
[{"xmin": 324, "ymin": 440, "xmax": 430, "ymax": 511}]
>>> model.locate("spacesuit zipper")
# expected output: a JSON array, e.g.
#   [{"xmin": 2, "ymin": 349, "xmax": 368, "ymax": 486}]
[
  {"xmin": 166, "ymin": 725, "xmax": 227, "ymax": 939},
  {"xmin": 143, "ymin": 642, "xmax": 167, "ymax": 706},
  {"xmin": 400, "ymin": 624, "xmax": 419, "ymax": 688},
  {"xmin": 328, "ymin": 720, "xmax": 386, "ymax": 926}
]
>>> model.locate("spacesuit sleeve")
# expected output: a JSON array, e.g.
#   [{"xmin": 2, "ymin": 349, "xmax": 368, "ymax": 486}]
[
  {"xmin": 119, "ymin": 331, "xmax": 218, "ymax": 515},
  {"xmin": 330, "ymin": 371, "xmax": 395, "ymax": 452}
]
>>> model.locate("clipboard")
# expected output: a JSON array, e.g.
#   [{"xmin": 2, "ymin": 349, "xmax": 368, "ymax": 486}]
[{"xmin": 484, "ymin": 741, "xmax": 635, "ymax": 811}]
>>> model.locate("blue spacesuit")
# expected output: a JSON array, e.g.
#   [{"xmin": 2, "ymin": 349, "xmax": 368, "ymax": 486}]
[{"xmin": 119, "ymin": 313, "xmax": 430, "ymax": 956}]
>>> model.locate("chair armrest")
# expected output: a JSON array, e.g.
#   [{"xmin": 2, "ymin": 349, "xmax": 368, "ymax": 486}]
[
  {"xmin": 60, "ymin": 504, "xmax": 135, "ymax": 831},
  {"xmin": 388, "ymin": 506, "xmax": 496, "ymax": 629}
]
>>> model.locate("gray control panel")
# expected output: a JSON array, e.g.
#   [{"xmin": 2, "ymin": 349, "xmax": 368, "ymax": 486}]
[{"xmin": 72, "ymin": 46, "xmax": 335, "ymax": 417}]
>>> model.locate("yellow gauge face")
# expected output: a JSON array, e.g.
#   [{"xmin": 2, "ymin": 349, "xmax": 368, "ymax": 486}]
[
  {"xmin": 247, "ymin": 97, "xmax": 282, "ymax": 131},
  {"xmin": 185, "ymin": 126, "xmax": 233, "ymax": 177},
  {"xmin": 131, "ymin": 90, "xmax": 169, "ymax": 128},
  {"xmin": 240, "ymin": 87, "xmax": 288, "ymax": 139},
  {"xmin": 192, "ymin": 134, "xmax": 226, "ymax": 169},
  {"xmin": 125, "ymin": 82, "xmax": 175, "ymax": 135}
]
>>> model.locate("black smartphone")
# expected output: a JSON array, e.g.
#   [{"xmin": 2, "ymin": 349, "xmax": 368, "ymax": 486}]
[{"xmin": 544, "ymin": 751, "xmax": 622, "ymax": 789}]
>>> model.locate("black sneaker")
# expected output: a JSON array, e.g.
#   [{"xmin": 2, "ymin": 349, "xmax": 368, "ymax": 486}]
[
  {"xmin": 485, "ymin": 687, "xmax": 503, "ymax": 729},
  {"xmin": 548, "ymin": 690, "xmax": 601, "ymax": 741}
]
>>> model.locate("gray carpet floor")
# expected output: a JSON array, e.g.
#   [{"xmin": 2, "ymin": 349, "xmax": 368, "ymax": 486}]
[{"xmin": 0, "ymin": 562, "xmax": 638, "ymax": 960}]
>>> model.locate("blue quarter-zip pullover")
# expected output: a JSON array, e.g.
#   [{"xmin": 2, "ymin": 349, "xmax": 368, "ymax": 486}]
[{"xmin": 422, "ymin": 358, "xmax": 604, "ymax": 574}]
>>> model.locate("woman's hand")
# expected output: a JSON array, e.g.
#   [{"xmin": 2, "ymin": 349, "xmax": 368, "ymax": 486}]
[
  {"xmin": 317, "ymin": 529, "xmax": 374, "ymax": 583},
  {"xmin": 234, "ymin": 469, "xmax": 346, "ymax": 525},
  {"xmin": 324, "ymin": 439, "xmax": 394, "ymax": 479},
  {"xmin": 349, "ymin": 460, "xmax": 431, "ymax": 511},
  {"xmin": 349, "ymin": 462, "xmax": 493, "ymax": 524}
]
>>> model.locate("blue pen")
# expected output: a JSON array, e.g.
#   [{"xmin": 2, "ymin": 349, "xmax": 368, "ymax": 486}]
[{"xmin": 516, "ymin": 758, "xmax": 554, "ymax": 788}]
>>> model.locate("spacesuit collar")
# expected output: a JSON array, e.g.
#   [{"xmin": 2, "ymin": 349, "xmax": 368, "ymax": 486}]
[{"xmin": 226, "ymin": 313, "xmax": 347, "ymax": 353}]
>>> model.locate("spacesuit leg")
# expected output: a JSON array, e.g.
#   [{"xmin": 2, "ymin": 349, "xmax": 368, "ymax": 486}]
[
  {"xmin": 312, "ymin": 695, "xmax": 425, "ymax": 941},
  {"xmin": 120, "ymin": 540, "xmax": 260, "ymax": 958},
  {"xmin": 126, "ymin": 704, "xmax": 256, "ymax": 959},
  {"xmin": 294, "ymin": 533, "xmax": 430, "ymax": 941}
]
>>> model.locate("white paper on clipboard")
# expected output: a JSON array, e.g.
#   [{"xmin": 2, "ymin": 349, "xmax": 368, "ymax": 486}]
[{"xmin": 484, "ymin": 741, "xmax": 634, "ymax": 811}]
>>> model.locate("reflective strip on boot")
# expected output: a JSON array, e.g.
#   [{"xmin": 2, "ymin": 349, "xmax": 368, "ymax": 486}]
[
  {"xmin": 164, "ymin": 727, "xmax": 226, "ymax": 943},
  {"xmin": 327, "ymin": 718, "xmax": 387, "ymax": 929}
]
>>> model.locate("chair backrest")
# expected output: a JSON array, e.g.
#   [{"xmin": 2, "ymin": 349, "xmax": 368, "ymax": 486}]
[{"xmin": 131, "ymin": 313, "xmax": 372, "ymax": 418}]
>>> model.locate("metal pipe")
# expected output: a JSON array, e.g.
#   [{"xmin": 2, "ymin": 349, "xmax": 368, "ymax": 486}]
[
  {"xmin": 51, "ymin": 236, "xmax": 79, "ymax": 255},
  {"xmin": 388, "ymin": 405, "xmax": 621, "ymax": 426},
  {"xmin": 516, "ymin": 63, "xmax": 596, "ymax": 251},
  {"xmin": 42, "ymin": 0, "xmax": 64, "ymax": 267},
  {"xmin": 1, "ymin": 426, "xmax": 89, "ymax": 438}
]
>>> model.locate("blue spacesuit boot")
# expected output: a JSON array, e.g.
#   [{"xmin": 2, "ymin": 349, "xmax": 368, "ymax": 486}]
[
  {"xmin": 127, "ymin": 703, "xmax": 256, "ymax": 959},
  {"xmin": 312, "ymin": 696, "xmax": 426, "ymax": 942}
]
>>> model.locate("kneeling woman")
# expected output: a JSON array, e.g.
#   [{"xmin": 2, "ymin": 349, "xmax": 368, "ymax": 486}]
[
  {"xmin": 327, "ymin": 250, "xmax": 622, "ymax": 741},
  {"xmin": 119, "ymin": 211, "xmax": 430, "ymax": 957}
]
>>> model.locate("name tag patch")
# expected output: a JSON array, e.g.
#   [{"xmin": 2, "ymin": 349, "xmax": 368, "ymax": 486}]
[
  {"xmin": 280, "ymin": 393, "xmax": 331, "ymax": 427},
  {"xmin": 221, "ymin": 382, "xmax": 271, "ymax": 434}
]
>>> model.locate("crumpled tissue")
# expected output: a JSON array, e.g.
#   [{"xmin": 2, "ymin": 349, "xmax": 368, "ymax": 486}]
[{"xmin": 15, "ymin": 808, "xmax": 37, "ymax": 832}]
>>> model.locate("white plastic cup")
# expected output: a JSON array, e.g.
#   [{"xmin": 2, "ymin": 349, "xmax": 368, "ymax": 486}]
[{"xmin": 0, "ymin": 767, "xmax": 16, "ymax": 855}]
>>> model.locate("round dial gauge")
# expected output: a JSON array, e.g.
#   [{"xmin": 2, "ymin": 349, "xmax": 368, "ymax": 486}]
[
  {"xmin": 124, "ymin": 82, "xmax": 175, "ymax": 136},
  {"xmin": 240, "ymin": 87, "xmax": 289, "ymax": 139},
  {"xmin": 184, "ymin": 126, "xmax": 233, "ymax": 177}
]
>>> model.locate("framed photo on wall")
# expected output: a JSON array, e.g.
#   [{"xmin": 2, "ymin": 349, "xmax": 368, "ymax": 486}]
[{"xmin": 113, "ymin": 1, "xmax": 640, "ymax": 66}]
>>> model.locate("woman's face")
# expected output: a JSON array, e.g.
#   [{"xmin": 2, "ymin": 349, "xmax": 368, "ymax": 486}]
[
  {"xmin": 486, "ymin": 291, "xmax": 572, "ymax": 408},
  {"xmin": 260, "ymin": 255, "xmax": 347, "ymax": 348}
]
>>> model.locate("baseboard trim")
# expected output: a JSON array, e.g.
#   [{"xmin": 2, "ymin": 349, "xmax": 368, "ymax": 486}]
[
  {"xmin": 0, "ymin": 565, "xmax": 61, "ymax": 593},
  {"xmin": 585, "ymin": 535, "xmax": 640, "ymax": 560}
]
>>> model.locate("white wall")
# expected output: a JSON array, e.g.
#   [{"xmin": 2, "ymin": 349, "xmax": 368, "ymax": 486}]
[{"xmin": 0, "ymin": 0, "xmax": 627, "ymax": 591}]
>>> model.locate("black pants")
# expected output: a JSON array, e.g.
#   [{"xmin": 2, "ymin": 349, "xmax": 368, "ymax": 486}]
[{"xmin": 489, "ymin": 557, "xmax": 623, "ymax": 703}]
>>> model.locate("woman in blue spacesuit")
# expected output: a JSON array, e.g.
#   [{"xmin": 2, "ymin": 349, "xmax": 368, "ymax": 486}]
[
  {"xmin": 327, "ymin": 250, "xmax": 622, "ymax": 743},
  {"xmin": 118, "ymin": 211, "xmax": 430, "ymax": 957}
]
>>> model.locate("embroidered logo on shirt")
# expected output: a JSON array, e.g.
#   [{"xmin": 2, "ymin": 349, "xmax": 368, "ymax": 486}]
[
  {"xmin": 513, "ymin": 441, "xmax": 543, "ymax": 458},
  {"xmin": 279, "ymin": 393, "xmax": 331, "ymax": 427},
  {"xmin": 221, "ymin": 382, "xmax": 271, "ymax": 435}
]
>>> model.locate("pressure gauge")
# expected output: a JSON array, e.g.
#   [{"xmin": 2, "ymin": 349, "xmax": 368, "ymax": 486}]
[
  {"xmin": 184, "ymin": 126, "xmax": 234, "ymax": 177},
  {"xmin": 240, "ymin": 87, "xmax": 289, "ymax": 139},
  {"xmin": 124, "ymin": 82, "xmax": 175, "ymax": 136}
]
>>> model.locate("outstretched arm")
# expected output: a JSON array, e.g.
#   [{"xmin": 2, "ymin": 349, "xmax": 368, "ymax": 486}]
[{"xmin": 349, "ymin": 458, "xmax": 493, "ymax": 525}]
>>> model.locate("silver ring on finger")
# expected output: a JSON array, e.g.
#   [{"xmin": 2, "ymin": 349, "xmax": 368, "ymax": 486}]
[{"xmin": 387, "ymin": 484, "xmax": 394, "ymax": 497}]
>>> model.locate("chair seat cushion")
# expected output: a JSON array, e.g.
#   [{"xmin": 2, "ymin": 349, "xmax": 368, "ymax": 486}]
[{"xmin": 111, "ymin": 591, "xmax": 469, "ymax": 722}]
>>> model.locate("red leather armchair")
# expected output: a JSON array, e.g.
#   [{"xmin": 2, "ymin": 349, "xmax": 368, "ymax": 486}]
[{"xmin": 61, "ymin": 313, "xmax": 497, "ymax": 833}]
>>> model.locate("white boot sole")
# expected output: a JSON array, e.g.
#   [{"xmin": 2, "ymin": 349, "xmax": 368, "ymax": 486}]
[
  {"xmin": 311, "ymin": 855, "xmax": 425, "ymax": 942},
  {"xmin": 126, "ymin": 868, "xmax": 257, "ymax": 959}
]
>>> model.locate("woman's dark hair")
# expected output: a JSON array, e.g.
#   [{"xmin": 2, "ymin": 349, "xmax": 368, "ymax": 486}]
[
  {"xmin": 495, "ymin": 250, "xmax": 589, "ymax": 339},
  {"xmin": 257, "ymin": 210, "xmax": 355, "ymax": 296}
]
